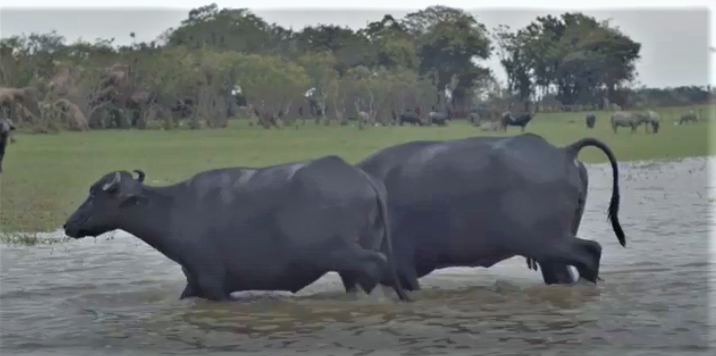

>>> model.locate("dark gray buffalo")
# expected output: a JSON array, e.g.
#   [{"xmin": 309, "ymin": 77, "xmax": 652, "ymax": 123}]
[
  {"xmin": 500, "ymin": 111, "xmax": 535, "ymax": 132},
  {"xmin": 393, "ymin": 109, "xmax": 425, "ymax": 126},
  {"xmin": 63, "ymin": 156, "xmax": 411, "ymax": 302},
  {"xmin": 585, "ymin": 113, "xmax": 596, "ymax": 129},
  {"xmin": 353, "ymin": 134, "xmax": 626, "ymax": 292},
  {"xmin": 428, "ymin": 107, "xmax": 452, "ymax": 126}
]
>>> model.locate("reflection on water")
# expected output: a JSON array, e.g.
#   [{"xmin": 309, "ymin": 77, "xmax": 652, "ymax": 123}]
[{"xmin": 1, "ymin": 157, "xmax": 714, "ymax": 355}]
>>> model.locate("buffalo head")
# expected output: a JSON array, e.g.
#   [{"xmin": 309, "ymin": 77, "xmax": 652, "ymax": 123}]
[{"xmin": 63, "ymin": 169, "xmax": 147, "ymax": 238}]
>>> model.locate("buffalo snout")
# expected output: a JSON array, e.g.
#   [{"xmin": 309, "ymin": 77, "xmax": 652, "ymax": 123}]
[
  {"xmin": 63, "ymin": 200, "xmax": 98, "ymax": 238},
  {"xmin": 63, "ymin": 213, "xmax": 90, "ymax": 239}
]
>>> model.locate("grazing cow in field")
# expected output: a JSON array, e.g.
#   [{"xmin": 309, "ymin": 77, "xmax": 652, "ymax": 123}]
[
  {"xmin": 585, "ymin": 113, "xmax": 596, "ymax": 129},
  {"xmin": 500, "ymin": 111, "xmax": 535, "ymax": 132},
  {"xmin": 354, "ymin": 134, "xmax": 625, "ymax": 292},
  {"xmin": 679, "ymin": 110, "xmax": 698, "ymax": 125},
  {"xmin": 0, "ymin": 118, "xmax": 16, "ymax": 174},
  {"xmin": 393, "ymin": 109, "xmax": 425, "ymax": 126},
  {"xmin": 428, "ymin": 107, "xmax": 451, "ymax": 127},
  {"xmin": 63, "ymin": 157, "xmax": 412, "ymax": 302},
  {"xmin": 611, "ymin": 111, "xmax": 660, "ymax": 134}
]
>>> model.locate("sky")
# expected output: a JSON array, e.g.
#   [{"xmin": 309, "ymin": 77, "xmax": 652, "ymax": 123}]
[{"xmin": 1, "ymin": 0, "xmax": 714, "ymax": 89}]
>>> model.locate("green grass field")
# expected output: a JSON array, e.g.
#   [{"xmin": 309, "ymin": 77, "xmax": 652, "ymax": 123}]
[{"xmin": 1, "ymin": 104, "xmax": 714, "ymax": 233}]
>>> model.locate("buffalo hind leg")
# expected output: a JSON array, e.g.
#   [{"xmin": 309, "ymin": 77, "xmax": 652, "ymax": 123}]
[
  {"xmin": 327, "ymin": 247, "xmax": 410, "ymax": 301},
  {"xmin": 327, "ymin": 248, "xmax": 386, "ymax": 294},
  {"xmin": 531, "ymin": 236, "xmax": 602, "ymax": 284},
  {"xmin": 340, "ymin": 247, "xmax": 419, "ymax": 295},
  {"xmin": 398, "ymin": 266, "xmax": 421, "ymax": 292}
]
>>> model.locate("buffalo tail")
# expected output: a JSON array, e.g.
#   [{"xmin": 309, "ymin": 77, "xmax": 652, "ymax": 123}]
[
  {"xmin": 364, "ymin": 172, "xmax": 412, "ymax": 302},
  {"xmin": 564, "ymin": 137, "xmax": 626, "ymax": 247}
]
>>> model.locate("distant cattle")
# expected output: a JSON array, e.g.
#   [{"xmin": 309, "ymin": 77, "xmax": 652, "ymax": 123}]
[
  {"xmin": 611, "ymin": 111, "xmax": 659, "ymax": 134},
  {"xmin": 585, "ymin": 113, "xmax": 596, "ymax": 129},
  {"xmin": 428, "ymin": 107, "xmax": 451, "ymax": 127},
  {"xmin": 393, "ymin": 109, "xmax": 425, "ymax": 126},
  {"xmin": 679, "ymin": 110, "xmax": 698, "ymax": 125},
  {"xmin": 500, "ymin": 111, "xmax": 535, "ymax": 132}
]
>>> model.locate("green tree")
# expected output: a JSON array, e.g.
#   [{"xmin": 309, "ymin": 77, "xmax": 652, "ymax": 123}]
[{"xmin": 403, "ymin": 6, "xmax": 492, "ymax": 111}]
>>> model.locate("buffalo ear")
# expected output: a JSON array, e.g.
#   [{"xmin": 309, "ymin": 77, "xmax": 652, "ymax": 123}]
[{"xmin": 118, "ymin": 194, "xmax": 149, "ymax": 209}]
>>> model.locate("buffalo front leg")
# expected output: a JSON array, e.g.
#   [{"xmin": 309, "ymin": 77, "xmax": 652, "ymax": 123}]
[
  {"xmin": 538, "ymin": 261, "xmax": 576, "ymax": 284},
  {"xmin": 180, "ymin": 283, "xmax": 198, "ymax": 299},
  {"xmin": 180, "ymin": 266, "xmax": 231, "ymax": 302},
  {"xmin": 524, "ymin": 258, "xmax": 575, "ymax": 284},
  {"xmin": 338, "ymin": 272, "xmax": 360, "ymax": 294},
  {"xmin": 180, "ymin": 266, "xmax": 199, "ymax": 299}
]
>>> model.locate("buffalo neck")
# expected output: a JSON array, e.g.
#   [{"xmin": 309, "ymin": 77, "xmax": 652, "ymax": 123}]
[{"xmin": 118, "ymin": 184, "xmax": 186, "ymax": 263}]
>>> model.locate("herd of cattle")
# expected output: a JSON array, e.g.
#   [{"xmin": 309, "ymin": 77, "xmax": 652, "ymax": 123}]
[
  {"xmin": 55, "ymin": 132, "xmax": 625, "ymax": 302},
  {"xmin": 473, "ymin": 108, "xmax": 701, "ymax": 134},
  {"xmin": 591, "ymin": 109, "xmax": 701, "ymax": 133}
]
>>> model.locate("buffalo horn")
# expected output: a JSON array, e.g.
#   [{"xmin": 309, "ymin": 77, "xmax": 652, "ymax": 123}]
[
  {"xmin": 133, "ymin": 169, "xmax": 146, "ymax": 183},
  {"xmin": 102, "ymin": 172, "xmax": 121, "ymax": 191}
]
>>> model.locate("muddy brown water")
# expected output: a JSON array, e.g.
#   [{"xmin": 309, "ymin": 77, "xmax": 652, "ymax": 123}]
[{"xmin": 1, "ymin": 157, "xmax": 714, "ymax": 355}]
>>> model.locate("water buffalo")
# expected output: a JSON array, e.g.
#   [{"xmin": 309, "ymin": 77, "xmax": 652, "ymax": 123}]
[
  {"xmin": 354, "ymin": 134, "xmax": 625, "ymax": 292},
  {"xmin": 428, "ymin": 107, "xmax": 451, "ymax": 127},
  {"xmin": 62, "ymin": 156, "xmax": 411, "ymax": 302},
  {"xmin": 500, "ymin": 111, "xmax": 534, "ymax": 132},
  {"xmin": 468, "ymin": 112, "xmax": 481, "ymax": 126},
  {"xmin": 0, "ymin": 118, "xmax": 16, "ymax": 173},
  {"xmin": 585, "ymin": 113, "xmax": 596, "ymax": 129},
  {"xmin": 679, "ymin": 111, "xmax": 698, "ymax": 125},
  {"xmin": 393, "ymin": 109, "xmax": 424, "ymax": 126},
  {"xmin": 611, "ymin": 111, "xmax": 659, "ymax": 134}
]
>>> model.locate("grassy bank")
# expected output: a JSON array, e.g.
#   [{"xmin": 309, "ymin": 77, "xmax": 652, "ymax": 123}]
[{"xmin": 1, "ymin": 104, "xmax": 713, "ymax": 233}]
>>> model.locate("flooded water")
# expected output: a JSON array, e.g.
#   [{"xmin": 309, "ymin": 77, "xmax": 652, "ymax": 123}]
[{"xmin": 1, "ymin": 157, "xmax": 714, "ymax": 355}]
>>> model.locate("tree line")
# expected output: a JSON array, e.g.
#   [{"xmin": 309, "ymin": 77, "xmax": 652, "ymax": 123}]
[{"xmin": 0, "ymin": 4, "xmax": 712, "ymax": 132}]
